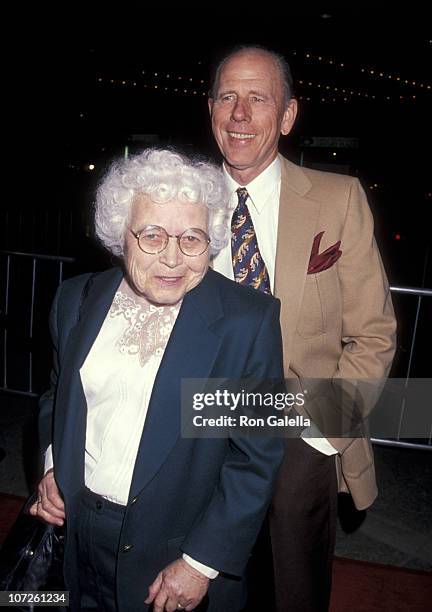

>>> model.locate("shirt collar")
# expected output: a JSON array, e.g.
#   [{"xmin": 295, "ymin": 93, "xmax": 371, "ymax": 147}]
[{"xmin": 222, "ymin": 157, "xmax": 281, "ymax": 213}]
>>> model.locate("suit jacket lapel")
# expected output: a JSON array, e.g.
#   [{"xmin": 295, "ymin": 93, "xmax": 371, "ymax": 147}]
[
  {"xmin": 128, "ymin": 269, "xmax": 224, "ymax": 500},
  {"xmin": 274, "ymin": 156, "xmax": 321, "ymax": 372}
]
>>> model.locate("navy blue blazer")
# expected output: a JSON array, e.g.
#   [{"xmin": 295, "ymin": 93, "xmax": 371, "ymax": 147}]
[{"xmin": 39, "ymin": 267, "xmax": 285, "ymax": 611}]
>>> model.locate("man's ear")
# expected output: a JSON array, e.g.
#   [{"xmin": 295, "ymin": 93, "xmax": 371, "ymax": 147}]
[
  {"xmin": 280, "ymin": 98, "xmax": 298, "ymax": 136},
  {"xmin": 208, "ymin": 97, "xmax": 214, "ymax": 117}
]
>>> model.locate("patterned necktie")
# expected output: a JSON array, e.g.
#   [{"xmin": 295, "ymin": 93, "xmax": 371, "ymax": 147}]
[{"xmin": 231, "ymin": 187, "xmax": 271, "ymax": 294}]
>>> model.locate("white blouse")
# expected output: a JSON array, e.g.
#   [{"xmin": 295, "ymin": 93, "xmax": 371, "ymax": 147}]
[{"xmin": 80, "ymin": 279, "xmax": 181, "ymax": 505}]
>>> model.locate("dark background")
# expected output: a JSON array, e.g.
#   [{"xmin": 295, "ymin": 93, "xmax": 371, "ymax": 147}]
[
  {"xmin": 1, "ymin": 6, "xmax": 431, "ymax": 392},
  {"xmin": 6, "ymin": 7, "xmax": 431, "ymax": 280}
]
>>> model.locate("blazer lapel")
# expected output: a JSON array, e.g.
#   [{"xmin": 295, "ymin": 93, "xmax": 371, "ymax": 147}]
[
  {"xmin": 65, "ymin": 268, "xmax": 124, "ymax": 371},
  {"xmin": 274, "ymin": 156, "xmax": 321, "ymax": 372},
  {"xmin": 54, "ymin": 268, "xmax": 123, "ymax": 492},
  {"xmin": 128, "ymin": 269, "xmax": 224, "ymax": 500}
]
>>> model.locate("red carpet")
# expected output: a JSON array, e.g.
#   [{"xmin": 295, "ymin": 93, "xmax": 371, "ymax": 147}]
[
  {"xmin": 330, "ymin": 556, "xmax": 432, "ymax": 612},
  {"xmin": 1, "ymin": 494, "xmax": 431, "ymax": 610}
]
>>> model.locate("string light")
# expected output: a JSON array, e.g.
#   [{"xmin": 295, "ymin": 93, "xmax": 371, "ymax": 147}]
[
  {"xmin": 94, "ymin": 61, "xmax": 430, "ymax": 103},
  {"xmin": 300, "ymin": 50, "xmax": 431, "ymax": 90},
  {"xmin": 294, "ymin": 78, "xmax": 423, "ymax": 101}
]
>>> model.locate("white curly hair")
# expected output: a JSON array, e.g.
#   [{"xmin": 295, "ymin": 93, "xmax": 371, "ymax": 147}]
[{"xmin": 95, "ymin": 148, "xmax": 231, "ymax": 257}]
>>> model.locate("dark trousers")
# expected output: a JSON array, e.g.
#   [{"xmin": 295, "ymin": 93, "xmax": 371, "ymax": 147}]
[
  {"xmin": 268, "ymin": 438, "xmax": 338, "ymax": 612},
  {"xmin": 74, "ymin": 488, "xmax": 125, "ymax": 612}
]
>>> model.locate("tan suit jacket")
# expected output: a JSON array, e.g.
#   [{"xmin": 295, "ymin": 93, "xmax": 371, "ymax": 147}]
[{"xmin": 274, "ymin": 155, "xmax": 396, "ymax": 510}]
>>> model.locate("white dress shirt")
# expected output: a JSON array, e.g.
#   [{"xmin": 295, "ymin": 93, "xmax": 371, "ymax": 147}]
[
  {"xmin": 213, "ymin": 157, "xmax": 337, "ymax": 457},
  {"xmin": 45, "ymin": 280, "xmax": 218, "ymax": 578}
]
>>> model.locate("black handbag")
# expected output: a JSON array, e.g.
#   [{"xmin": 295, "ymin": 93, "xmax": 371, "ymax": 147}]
[{"xmin": 0, "ymin": 494, "xmax": 66, "ymax": 610}]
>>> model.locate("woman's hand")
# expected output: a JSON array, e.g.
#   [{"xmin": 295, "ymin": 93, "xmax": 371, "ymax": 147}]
[
  {"xmin": 29, "ymin": 469, "xmax": 65, "ymax": 526},
  {"xmin": 145, "ymin": 558, "xmax": 209, "ymax": 612}
]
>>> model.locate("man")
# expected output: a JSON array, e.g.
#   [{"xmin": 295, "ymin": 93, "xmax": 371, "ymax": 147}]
[{"xmin": 209, "ymin": 46, "xmax": 396, "ymax": 611}]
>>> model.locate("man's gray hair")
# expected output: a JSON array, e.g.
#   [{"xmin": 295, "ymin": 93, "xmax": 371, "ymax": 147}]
[
  {"xmin": 95, "ymin": 148, "xmax": 231, "ymax": 257},
  {"xmin": 209, "ymin": 45, "xmax": 294, "ymax": 106}
]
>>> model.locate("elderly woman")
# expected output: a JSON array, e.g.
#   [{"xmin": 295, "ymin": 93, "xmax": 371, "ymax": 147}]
[{"xmin": 30, "ymin": 149, "xmax": 284, "ymax": 612}]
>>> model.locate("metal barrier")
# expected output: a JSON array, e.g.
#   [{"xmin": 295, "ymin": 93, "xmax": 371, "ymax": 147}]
[
  {"xmin": 1, "ymin": 250, "xmax": 76, "ymax": 397},
  {"xmin": 371, "ymin": 285, "xmax": 432, "ymax": 451},
  {"xmin": 1, "ymin": 251, "xmax": 431, "ymax": 450}
]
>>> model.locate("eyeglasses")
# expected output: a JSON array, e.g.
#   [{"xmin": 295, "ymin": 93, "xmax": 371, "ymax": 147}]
[{"xmin": 130, "ymin": 225, "xmax": 211, "ymax": 257}]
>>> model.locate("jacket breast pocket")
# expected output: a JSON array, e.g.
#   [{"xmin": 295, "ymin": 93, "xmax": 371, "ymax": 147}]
[{"xmin": 296, "ymin": 266, "xmax": 341, "ymax": 339}]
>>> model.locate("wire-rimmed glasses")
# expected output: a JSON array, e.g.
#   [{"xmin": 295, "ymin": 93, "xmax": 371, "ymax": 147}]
[{"xmin": 130, "ymin": 225, "xmax": 211, "ymax": 257}]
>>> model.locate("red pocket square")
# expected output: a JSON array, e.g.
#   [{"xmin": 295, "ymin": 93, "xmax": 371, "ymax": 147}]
[{"xmin": 307, "ymin": 231, "xmax": 342, "ymax": 274}]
